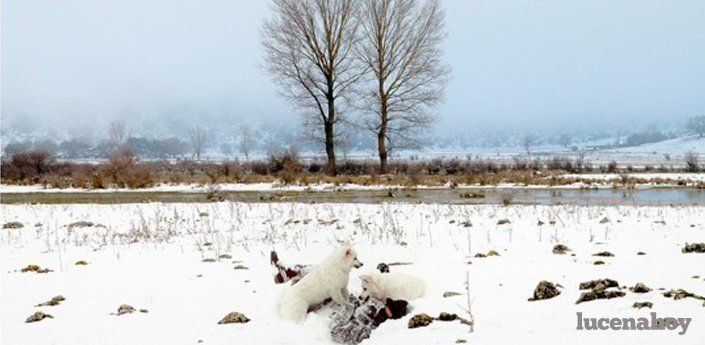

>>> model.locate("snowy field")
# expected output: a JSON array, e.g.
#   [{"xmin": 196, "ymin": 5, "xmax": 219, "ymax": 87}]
[{"xmin": 2, "ymin": 202, "xmax": 705, "ymax": 344}]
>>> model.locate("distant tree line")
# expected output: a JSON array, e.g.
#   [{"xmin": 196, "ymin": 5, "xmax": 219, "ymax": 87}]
[
  {"xmin": 2, "ymin": 135, "xmax": 190, "ymax": 160},
  {"xmin": 4, "ymin": 115, "xmax": 703, "ymax": 161}
]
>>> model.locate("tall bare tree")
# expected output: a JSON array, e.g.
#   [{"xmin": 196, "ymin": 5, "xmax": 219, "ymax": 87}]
[
  {"xmin": 239, "ymin": 125, "xmax": 253, "ymax": 161},
  {"xmin": 262, "ymin": 0, "xmax": 363, "ymax": 174},
  {"xmin": 189, "ymin": 127, "xmax": 207, "ymax": 161},
  {"xmin": 356, "ymin": 0, "xmax": 449, "ymax": 173},
  {"xmin": 108, "ymin": 120, "xmax": 129, "ymax": 150}
]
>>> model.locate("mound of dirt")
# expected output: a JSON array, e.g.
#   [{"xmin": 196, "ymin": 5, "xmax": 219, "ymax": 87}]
[
  {"xmin": 682, "ymin": 243, "xmax": 705, "ymax": 253},
  {"xmin": 117, "ymin": 304, "xmax": 136, "ymax": 315},
  {"xmin": 218, "ymin": 312, "xmax": 250, "ymax": 324},
  {"xmin": 630, "ymin": 282, "xmax": 652, "ymax": 293},
  {"xmin": 3, "ymin": 221, "xmax": 24, "ymax": 229},
  {"xmin": 528, "ymin": 281, "xmax": 561, "ymax": 301},
  {"xmin": 21, "ymin": 264, "xmax": 52, "ymax": 274},
  {"xmin": 576, "ymin": 279, "xmax": 625, "ymax": 304},
  {"xmin": 576, "ymin": 289, "xmax": 625, "ymax": 304},
  {"xmin": 407, "ymin": 312, "xmax": 472, "ymax": 329},
  {"xmin": 552, "ymin": 244, "xmax": 571, "ymax": 255},
  {"xmin": 437, "ymin": 312, "xmax": 458, "ymax": 321},
  {"xmin": 633, "ymin": 301, "xmax": 653, "ymax": 309},
  {"xmin": 579, "ymin": 278, "xmax": 619, "ymax": 290},
  {"xmin": 67, "ymin": 221, "xmax": 95, "ymax": 229},
  {"xmin": 408, "ymin": 313, "xmax": 434, "ymax": 329},
  {"xmin": 474, "ymin": 250, "xmax": 499, "ymax": 258},
  {"xmin": 25, "ymin": 311, "xmax": 53, "ymax": 323},
  {"xmin": 443, "ymin": 291, "xmax": 462, "ymax": 298},
  {"xmin": 592, "ymin": 251, "xmax": 615, "ymax": 257},
  {"xmin": 36, "ymin": 295, "xmax": 65, "ymax": 307},
  {"xmin": 496, "ymin": 219, "xmax": 511, "ymax": 225},
  {"xmin": 376, "ymin": 263, "xmax": 390, "ymax": 273},
  {"xmin": 662, "ymin": 289, "xmax": 705, "ymax": 304}
]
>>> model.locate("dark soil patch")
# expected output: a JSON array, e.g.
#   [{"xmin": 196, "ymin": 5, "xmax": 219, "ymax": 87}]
[
  {"xmin": 116, "ymin": 304, "xmax": 136, "ymax": 315},
  {"xmin": 629, "ymin": 282, "xmax": 652, "ymax": 293},
  {"xmin": 3, "ymin": 221, "xmax": 24, "ymax": 229},
  {"xmin": 579, "ymin": 278, "xmax": 619, "ymax": 290},
  {"xmin": 633, "ymin": 301, "xmax": 653, "ymax": 309},
  {"xmin": 218, "ymin": 312, "xmax": 250, "ymax": 324},
  {"xmin": 36, "ymin": 295, "xmax": 65, "ymax": 307},
  {"xmin": 662, "ymin": 289, "xmax": 705, "ymax": 305},
  {"xmin": 528, "ymin": 281, "xmax": 561, "ymax": 301},
  {"xmin": 408, "ymin": 313, "xmax": 434, "ymax": 328},
  {"xmin": 21, "ymin": 264, "xmax": 52, "ymax": 273},
  {"xmin": 67, "ymin": 221, "xmax": 95, "ymax": 229},
  {"xmin": 682, "ymin": 243, "xmax": 705, "ymax": 253},
  {"xmin": 552, "ymin": 244, "xmax": 571, "ymax": 255},
  {"xmin": 25, "ymin": 311, "xmax": 53, "ymax": 323},
  {"xmin": 576, "ymin": 278, "xmax": 625, "ymax": 304}
]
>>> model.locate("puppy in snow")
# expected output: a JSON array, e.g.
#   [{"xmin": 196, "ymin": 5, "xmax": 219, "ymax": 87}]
[
  {"xmin": 360, "ymin": 273, "xmax": 426, "ymax": 301},
  {"xmin": 277, "ymin": 245, "xmax": 363, "ymax": 322}
]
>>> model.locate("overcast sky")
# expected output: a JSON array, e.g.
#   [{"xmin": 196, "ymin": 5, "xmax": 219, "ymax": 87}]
[{"xmin": 2, "ymin": 0, "xmax": 704, "ymax": 134}]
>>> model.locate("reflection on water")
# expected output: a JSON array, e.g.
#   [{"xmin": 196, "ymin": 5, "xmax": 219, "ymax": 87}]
[
  {"xmin": 2, "ymin": 188, "xmax": 704, "ymax": 205},
  {"xmin": 529, "ymin": 188, "xmax": 705, "ymax": 205},
  {"xmin": 378, "ymin": 188, "xmax": 705, "ymax": 206}
]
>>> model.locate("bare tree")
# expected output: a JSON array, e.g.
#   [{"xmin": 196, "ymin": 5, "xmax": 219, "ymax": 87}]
[
  {"xmin": 262, "ymin": 0, "xmax": 363, "ymax": 174},
  {"xmin": 189, "ymin": 127, "xmax": 207, "ymax": 161},
  {"xmin": 522, "ymin": 135, "xmax": 534, "ymax": 157},
  {"xmin": 356, "ymin": 0, "xmax": 449, "ymax": 173},
  {"xmin": 687, "ymin": 115, "xmax": 705, "ymax": 138},
  {"xmin": 108, "ymin": 120, "xmax": 129, "ymax": 149},
  {"xmin": 684, "ymin": 151, "xmax": 699, "ymax": 173},
  {"xmin": 239, "ymin": 125, "xmax": 253, "ymax": 161}
]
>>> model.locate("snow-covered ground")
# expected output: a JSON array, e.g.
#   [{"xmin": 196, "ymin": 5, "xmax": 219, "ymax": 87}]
[
  {"xmin": 609, "ymin": 136, "xmax": 705, "ymax": 155},
  {"xmin": 562, "ymin": 173, "xmax": 705, "ymax": 183},
  {"xmin": 1, "ymin": 202, "xmax": 704, "ymax": 344}
]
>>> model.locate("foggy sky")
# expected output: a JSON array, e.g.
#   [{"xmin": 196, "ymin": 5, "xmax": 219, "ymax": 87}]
[{"xmin": 2, "ymin": 0, "xmax": 704, "ymax": 136}]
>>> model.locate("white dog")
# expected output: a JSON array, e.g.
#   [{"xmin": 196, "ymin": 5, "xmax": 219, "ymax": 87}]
[
  {"xmin": 360, "ymin": 273, "xmax": 426, "ymax": 301},
  {"xmin": 277, "ymin": 245, "xmax": 363, "ymax": 322}
]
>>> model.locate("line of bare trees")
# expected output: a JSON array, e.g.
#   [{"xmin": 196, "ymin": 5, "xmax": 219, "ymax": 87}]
[{"xmin": 262, "ymin": 0, "xmax": 450, "ymax": 174}]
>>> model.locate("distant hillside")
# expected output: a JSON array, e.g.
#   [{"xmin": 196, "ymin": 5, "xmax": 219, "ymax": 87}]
[{"xmin": 607, "ymin": 135, "xmax": 705, "ymax": 154}]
